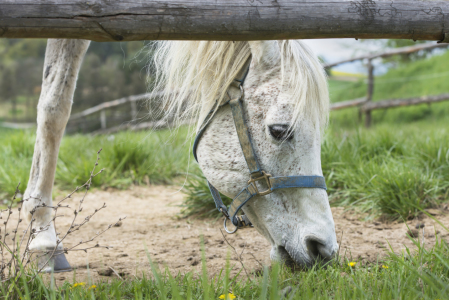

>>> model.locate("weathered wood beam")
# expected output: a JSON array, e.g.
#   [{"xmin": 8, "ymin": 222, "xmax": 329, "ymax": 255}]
[
  {"xmin": 330, "ymin": 97, "xmax": 367, "ymax": 111},
  {"xmin": 0, "ymin": 1, "xmax": 448, "ymax": 41},
  {"xmin": 361, "ymin": 93, "xmax": 449, "ymax": 112},
  {"xmin": 91, "ymin": 118, "xmax": 194, "ymax": 135},
  {"xmin": 69, "ymin": 93, "xmax": 155, "ymax": 120}
]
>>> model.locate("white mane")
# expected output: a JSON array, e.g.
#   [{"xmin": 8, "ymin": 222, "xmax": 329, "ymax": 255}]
[{"xmin": 150, "ymin": 40, "xmax": 329, "ymax": 130}]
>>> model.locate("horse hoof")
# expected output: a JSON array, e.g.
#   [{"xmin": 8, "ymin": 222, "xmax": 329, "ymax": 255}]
[{"xmin": 33, "ymin": 249, "xmax": 72, "ymax": 273}]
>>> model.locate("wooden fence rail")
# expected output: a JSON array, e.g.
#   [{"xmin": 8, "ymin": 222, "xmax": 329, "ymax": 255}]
[
  {"xmin": 360, "ymin": 93, "xmax": 449, "ymax": 112},
  {"xmin": 329, "ymin": 97, "xmax": 367, "ymax": 111},
  {"xmin": 323, "ymin": 43, "xmax": 449, "ymax": 68},
  {"xmin": 66, "ymin": 92, "xmax": 166, "ymax": 133},
  {"xmin": 0, "ymin": 1, "xmax": 448, "ymax": 42}
]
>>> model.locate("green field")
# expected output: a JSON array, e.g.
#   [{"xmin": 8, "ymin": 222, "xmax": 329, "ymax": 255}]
[{"xmin": 1, "ymin": 49, "xmax": 449, "ymax": 299}]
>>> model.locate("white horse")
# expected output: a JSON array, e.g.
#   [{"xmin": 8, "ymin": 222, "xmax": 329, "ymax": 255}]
[{"xmin": 22, "ymin": 39, "xmax": 338, "ymax": 272}]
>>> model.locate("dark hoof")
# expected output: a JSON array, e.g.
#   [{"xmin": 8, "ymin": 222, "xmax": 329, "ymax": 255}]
[{"xmin": 32, "ymin": 249, "xmax": 72, "ymax": 273}]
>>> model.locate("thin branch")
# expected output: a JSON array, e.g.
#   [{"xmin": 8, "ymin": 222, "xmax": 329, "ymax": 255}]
[{"xmin": 219, "ymin": 229, "xmax": 250, "ymax": 280}]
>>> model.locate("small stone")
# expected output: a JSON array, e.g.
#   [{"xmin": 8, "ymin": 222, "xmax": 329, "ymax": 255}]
[
  {"xmin": 407, "ymin": 229, "xmax": 419, "ymax": 238},
  {"xmin": 415, "ymin": 223, "xmax": 425, "ymax": 229},
  {"xmin": 426, "ymin": 209, "xmax": 441, "ymax": 216},
  {"xmin": 118, "ymin": 271, "xmax": 127, "ymax": 277},
  {"xmin": 97, "ymin": 268, "xmax": 113, "ymax": 276},
  {"xmin": 117, "ymin": 253, "xmax": 128, "ymax": 257},
  {"xmin": 191, "ymin": 259, "xmax": 199, "ymax": 266}
]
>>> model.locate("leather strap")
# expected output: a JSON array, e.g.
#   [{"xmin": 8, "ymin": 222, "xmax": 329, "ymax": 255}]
[
  {"xmin": 192, "ymin": 57, "xmax": 253, "ymax": 221},
  {"xmin": 192, "ymin": 56, "xmax": 327, "ymax": 232},
  {"xmin": 227, "ymin": 175, "xmax": 327, "ymax": 225},
  {"xmin": 229, "ymin": 98, "xmax": 261, "ymax": 175}
]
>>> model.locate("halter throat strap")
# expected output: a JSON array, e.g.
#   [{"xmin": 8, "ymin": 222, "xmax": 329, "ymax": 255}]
[{"xmin": 192, "ymin": 57, "xmax": 327, "ymax": 233}]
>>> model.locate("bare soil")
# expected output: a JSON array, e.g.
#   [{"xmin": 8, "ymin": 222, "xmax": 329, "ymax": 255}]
[{"xmin": 7, "ymin": 185, "xmax": 449, "ymax": 284}]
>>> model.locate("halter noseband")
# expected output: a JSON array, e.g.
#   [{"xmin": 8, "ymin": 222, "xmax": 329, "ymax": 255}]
[{"xmin": 192, "ymin": 57, "xmax": 327, "ymax": 234}]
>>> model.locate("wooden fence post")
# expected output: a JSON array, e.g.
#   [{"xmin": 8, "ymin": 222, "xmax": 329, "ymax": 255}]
[
  {"xmin": 365, "ymin": 59, "xmax": 375, "ymax": 128},
  {"xmin": 100, "ymin": 110, "xmax": 107, "ymax": 130}
]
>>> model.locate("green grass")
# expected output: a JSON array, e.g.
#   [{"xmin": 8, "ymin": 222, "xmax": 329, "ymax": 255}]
[
  {"xmin": 0, "ymin": 127, "xmax": 194, "ymax": 200},
  {"xmin": 183, "ymin": 120, "xmax": 449, "ymax": 220},
  {"xmin": 328, "ymin": 49, "xmax": 449, "ymax": 127},
  {"xmin": 4, "ymin": 231, "xmax": 449, "ymax": 299},
  {"xmin": 323, "ymin": 123, "xmax": 449, "ymax": 219},
  {"xmin": 330, "ymin": 49, "xmax": 449, "ymax": 104},
  {"xmin": 2, "ymin": 114, "xmax": 449, "ymax": 220}
]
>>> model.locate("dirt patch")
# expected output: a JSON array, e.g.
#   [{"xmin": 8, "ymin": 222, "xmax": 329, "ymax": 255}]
[{"xmin": 6, "ymin": 185, "xmax": 449, "ymax": 283}]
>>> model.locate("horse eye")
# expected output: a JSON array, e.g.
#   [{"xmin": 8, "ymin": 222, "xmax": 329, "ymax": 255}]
[{"xmin": 268, "ymin": 125, "xmax": 294, "ymax": 141}]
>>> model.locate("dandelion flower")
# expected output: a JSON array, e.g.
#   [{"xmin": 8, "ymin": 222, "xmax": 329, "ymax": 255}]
[
  {"xmin": 219, "ymin": 293, "xmax": 236, "ymax": 299},
  {"xmin": 89, "ymin": 285, "xmax": 97, "ymax": 290},
  {"xmin": 70, "ymin": 282, "xmax": 86, "ymax": 289},
  {"xmin": 348, "ymin": 262, "xmax": 356, "ymax": 267},
  {"xmin": 382, "ymin": 265, "xmax": 388, "ymax": 269}
]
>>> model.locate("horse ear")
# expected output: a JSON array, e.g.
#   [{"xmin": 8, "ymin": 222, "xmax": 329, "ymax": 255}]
[{"xmin": 248, "ymin": 41, "xmax": 280, "ymax": 66}]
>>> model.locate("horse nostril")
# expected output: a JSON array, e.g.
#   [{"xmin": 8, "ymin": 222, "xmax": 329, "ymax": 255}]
[
  {"xmin": 304, "ymin": 235, "xmax": 334, "ymax": 262},
  {"xmin": 268, "ymin": 125, "xmax": 293, "ymax": 141}
]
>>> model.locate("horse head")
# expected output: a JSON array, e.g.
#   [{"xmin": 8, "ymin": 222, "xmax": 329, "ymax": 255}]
[{"xmin": 154, "ymin": 40, "xmax": 338, "ymax": 268}]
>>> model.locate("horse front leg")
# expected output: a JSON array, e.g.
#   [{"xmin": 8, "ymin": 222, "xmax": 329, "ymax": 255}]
[{"xmin": 22, "ymin": 39, "xmax": 90, "ymax": 273}]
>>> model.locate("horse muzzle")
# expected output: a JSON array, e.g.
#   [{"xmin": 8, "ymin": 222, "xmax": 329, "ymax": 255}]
[{"xmin": 274, "ymin": 234, "xmax": 338, "ymax": 268}]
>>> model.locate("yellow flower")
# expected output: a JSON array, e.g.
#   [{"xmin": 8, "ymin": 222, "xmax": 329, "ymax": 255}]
[
  {"xmin": 348, "ymin": 262, "xmax": 356, "ymax": 267},
  {"xmin": 219, "ymin": 293, "xmax": 236, "ymax": 300},
  {"xmin": 89, "ymin": 285, "xmax": 97, "ymax": 290},
  {"xmin": 70, "ymin": 282, "xmax": 86, "ymax": 289},
  {"xmin": 382, "ymin": 265, "xmax": 389, "ymax": 269}
]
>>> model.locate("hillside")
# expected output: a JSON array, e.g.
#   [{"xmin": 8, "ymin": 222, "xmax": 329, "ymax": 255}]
[{"xmin": 328, "ymin": 49, "xmax": 449, "ymax": 128}]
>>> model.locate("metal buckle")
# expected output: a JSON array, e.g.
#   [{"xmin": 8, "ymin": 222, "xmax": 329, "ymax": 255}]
[
  {"xmin": 248, "ymin": 171, "xmax": 272, "ymax": 196},
  {"xmin": 223, "ymin": 218, "xmax": 238, "ymax": 234},
  {"xmin": 236, "ymin": 215, "xmax": 253, "ymax": 228},
  {"xmin": 219, "ymin": 207, "xmax": 229, "ymax": 219},
  {"xmin": 223, "ymin": 215, "xmax": 253, "ymax": 234}
]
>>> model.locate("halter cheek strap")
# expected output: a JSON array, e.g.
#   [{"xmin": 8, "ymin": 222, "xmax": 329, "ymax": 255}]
[{"xmin": 192, "ymin": 57, "xmax": 327, "ymax": 234}]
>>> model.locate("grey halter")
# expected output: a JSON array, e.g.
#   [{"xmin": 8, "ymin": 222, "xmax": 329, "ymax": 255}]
[{"xmin": 193, "ymin": 57, "xmax": 327, "ymax": 234}]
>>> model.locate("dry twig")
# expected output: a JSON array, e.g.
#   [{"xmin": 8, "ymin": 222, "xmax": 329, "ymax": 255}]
[
  {"xmin": 0, "ymin": 149, "xmax": 125, "ymax": 294},
  {"xmin": 219, "ymin": 229, "xmax": 250, "ymax": 279}
]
